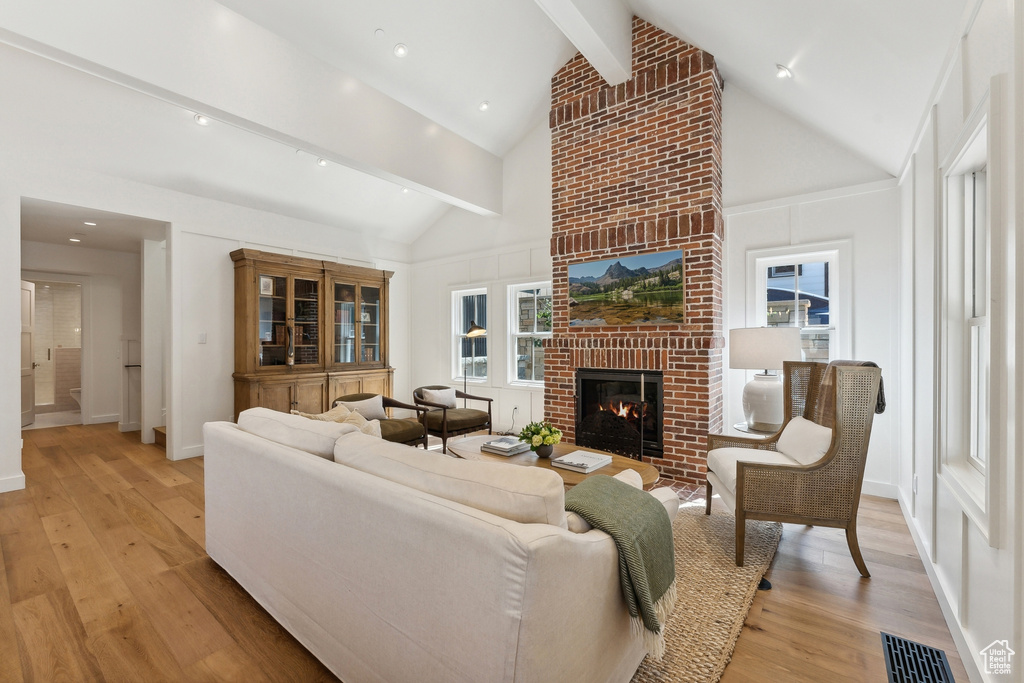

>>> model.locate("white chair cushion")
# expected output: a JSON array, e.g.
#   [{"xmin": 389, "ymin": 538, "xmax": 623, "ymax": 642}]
[
  {"xmin": 776, "ymin": 416, "xmax": 833, "ymax": 466},
  {"xmin": 238, "ymin": 407, "xmax": 358, "ymax": 459},
  {"xmin": 338, "ymin": 395, "xmax": 387, "ymax": 421},
  {"xmin": 334, "ymin": 432, "xmax": 567, "ymax": 528},
  {"xmin": 565, "ymin": 470, "xmax": 680, "ymax": 533},
  {"xmin": 422, "ymin": 387, "xmax": 457, "ymax": 408},
  {"xmin": 706, "ymin": 447, "xmax": 798, "ymax": 496}
]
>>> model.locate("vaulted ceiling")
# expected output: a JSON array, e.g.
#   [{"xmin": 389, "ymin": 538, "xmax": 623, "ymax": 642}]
[{"xmin": 4, "ymin": 0, "xmax": 968, "ymax": 250}]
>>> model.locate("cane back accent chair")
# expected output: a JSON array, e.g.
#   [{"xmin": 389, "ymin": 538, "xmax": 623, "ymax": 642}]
[
  {"xmin": 413, "ymin": 386, "xmax": 492, "ymax": 454},
  {"xmin": 332, "ymin": 393, "xmax": 429, "ymax": 449},
  {"xmin": 705, "ymin": 361, "xmax": 883, "ymax": 578}
]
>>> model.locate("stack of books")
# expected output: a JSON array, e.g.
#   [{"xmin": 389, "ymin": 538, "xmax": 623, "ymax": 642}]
[
  {"xmin": 480, "ymin": 436, "xmax": 531, "ymax": 456},
  {"xmin": 550, "ymin": 450, "xmax": 613, "ymax": 474}
]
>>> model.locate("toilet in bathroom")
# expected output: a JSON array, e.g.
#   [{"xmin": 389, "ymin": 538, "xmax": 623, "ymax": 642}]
[{"xmin": 69, "ymin": 388, "xmax": 82, "ymax": 410}]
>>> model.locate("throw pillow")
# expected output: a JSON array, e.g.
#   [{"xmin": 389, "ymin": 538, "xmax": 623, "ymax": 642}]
[
  {"xmin": 338, "ymin": 395, "xmax": 387, "ymax": 421},
  {"xmin": 291, "ymin": 403, "xmax": 351, "ymax": 422},
  {"xmin": 422, "ymin": 387, "xmax": 457, "ymax": 408},
  {"xmin": 776, "ymin": 416, "xmax": 833, "ymax": 466},
  {"xmin": 342, "ymin": 410, "xmax": 382, "ymax": 438}
]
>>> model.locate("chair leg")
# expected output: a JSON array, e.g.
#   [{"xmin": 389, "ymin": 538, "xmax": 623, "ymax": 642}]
[
  {"xmin": 704, "ymin": 480, "xmax": 712, "ymax": 515},
  {"xmin": 846, "ymin": 521, "xmax": 871, "ymax": 578},
  {"xmin": 735, "ymin": 511, "xmax": 746, "ymax": 567}
]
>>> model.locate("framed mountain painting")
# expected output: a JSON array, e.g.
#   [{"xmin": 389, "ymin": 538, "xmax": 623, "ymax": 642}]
[{"xmin": 567, "ymin": 250, "xmax": 685, "ymax": 326}]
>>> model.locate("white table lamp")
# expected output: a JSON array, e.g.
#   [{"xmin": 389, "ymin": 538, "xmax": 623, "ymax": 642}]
[{"xmin": 729, "ymin": 327, "xmax": 802, "ymax": 432}]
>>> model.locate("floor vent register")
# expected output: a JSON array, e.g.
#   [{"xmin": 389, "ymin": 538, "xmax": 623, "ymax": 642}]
[{"xmin": 882, "ymin": 632, "xmax": 956, "ymax": 683}]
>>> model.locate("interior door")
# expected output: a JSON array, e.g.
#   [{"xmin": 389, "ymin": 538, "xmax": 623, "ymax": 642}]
[{"xmin": 21, "ymin": 281, "xmax": 35, "ymax": 427}]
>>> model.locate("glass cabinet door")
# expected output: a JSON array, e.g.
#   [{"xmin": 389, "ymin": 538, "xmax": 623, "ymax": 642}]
[
  {"xmin": 334, "ymin": 283, "xmax": 356, "ymax": 364},
  {"xmin": 258, "ymin": 274, "xmax": 288, "ymax": 367},
  {"xmin": 360, "ymin": 286, "xmax": 381, "ymax": 363},
  {"xmin": 292, "ymin": 278, "xmax": 320, "ymax": 366}
]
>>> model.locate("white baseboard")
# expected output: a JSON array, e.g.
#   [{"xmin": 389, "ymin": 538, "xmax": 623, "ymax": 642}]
[
  {"xmin": 0, "ymin": 472, "xmax": 26, "ymax": 493},
  {"xmin": 896, "ymin": 493, "xmax": 984, "ymax": 682},
  {"xmin": 118, "ymin": 421, "xmax": 141, "ymax": 433},
  {"xmin": 862, "ymin": 480, "xmax": 898, "ymax": 499},
  {"xmin": 88, "ymin": 413, "xmax": 120, "ymax": 425},
  {"xmin": 169, "ymin": 443, "xmax": 203, "ymax": 461}
]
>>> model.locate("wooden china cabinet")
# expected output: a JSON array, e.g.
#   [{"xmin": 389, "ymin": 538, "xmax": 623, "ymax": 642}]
[{"xmin": 230, "ymin": 249, "xmax": 394, "ymax": 419}]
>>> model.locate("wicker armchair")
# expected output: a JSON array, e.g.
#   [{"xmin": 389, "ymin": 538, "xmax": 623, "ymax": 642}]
[
  {"xmin": 413, "ymin": 385, "xmax": 492, "ymax": 454},
  {"xmin": 705, "ymin": 361, "xmax": 883, "ymax": 577}
]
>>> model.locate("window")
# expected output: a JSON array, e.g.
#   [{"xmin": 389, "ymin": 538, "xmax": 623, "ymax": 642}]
[
  {"xmin": 508, "ymin": 283, "xmax": 552, "ymax": 384},
  {"xmin": 754, "ymin": 248, "xmax": 844, "ymax": 363},
  {"xmin": 452, "ymin": 289, "xmax": 487, "ymax": 382},
  {"xmin": 944, "ymin": 124, "xmax": 989, "ymax": 476}
]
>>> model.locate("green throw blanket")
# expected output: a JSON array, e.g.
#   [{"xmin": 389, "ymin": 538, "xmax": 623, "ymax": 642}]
[{"xmin": 565, "ymin": 475, "xmax": 676, "ymax": 659}]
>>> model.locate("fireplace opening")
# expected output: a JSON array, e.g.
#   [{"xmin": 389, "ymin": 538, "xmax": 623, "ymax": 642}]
[{"xmin": 576, "ymin": 369, "xmax": 663, "ymax": 459}]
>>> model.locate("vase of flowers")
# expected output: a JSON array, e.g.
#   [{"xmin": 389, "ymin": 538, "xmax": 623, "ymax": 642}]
[{"xmin": 518, "ymin": 421, "xmax": 562, "ymax": 458}]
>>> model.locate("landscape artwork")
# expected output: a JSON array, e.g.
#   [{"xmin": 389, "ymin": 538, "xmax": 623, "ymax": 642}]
[{"xmin": 568, "ymin": 250, "xmax": 685, "ymax": 326}]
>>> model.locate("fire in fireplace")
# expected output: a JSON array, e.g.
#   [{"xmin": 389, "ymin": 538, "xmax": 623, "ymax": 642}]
[{"xmin": 576, "ymin": 369, "xmax": 662, "ymax": 459}]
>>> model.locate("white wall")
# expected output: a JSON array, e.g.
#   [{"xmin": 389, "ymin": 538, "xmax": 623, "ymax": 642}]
[
  {"xmin": 22, "ymin": 240, "xmax": 139, "ymax": 426},
  {"xmin": 722, "ymin": 85, "xmax": 891, "ymax": 207},
  {"xmin": 723, "ymin": 183, "xmax": 901, "ymax": 497},
  {"xmin": 2, "ymin": 158, "xmax": 414, "ymax": 465},
  {"xmin": 896, "ymin": 0, "xmax": 1019, "ymax": 678},
  {"xmin": 0, "ymin": 194, "xmax": 24, "ymax": 493},
  {"xmin": 722, "ymin": 80, "xmax": 900, "ymax": 497},
  {"xmin": 141, "ymin": 239, "xmax": 166, "ymax": 443},
  {"xmin": 408, "ymin": 121, "xmax": 554, "ymax": 428}
]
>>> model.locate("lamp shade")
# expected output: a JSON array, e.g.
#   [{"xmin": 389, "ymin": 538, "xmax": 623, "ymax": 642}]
[
  {"xmin": 729, "ymin": 327, "xmax": 802, "ymax": 371},
  {"xmin": 466, "ymin": 321, "xmax": 486, "ymax": 337}
]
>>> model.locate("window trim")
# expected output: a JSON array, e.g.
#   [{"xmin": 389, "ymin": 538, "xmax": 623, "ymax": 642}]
[
  {"xmin": 936, "ymin": 83, "xmax": 1003, "ymax": 547},
  {"xmin": 506, "ymin": 281, "xmax": 552, "ymax": 387},
  {"xmin": 451, "ymin": 287, "xmax": 488, "ymax": 383}
]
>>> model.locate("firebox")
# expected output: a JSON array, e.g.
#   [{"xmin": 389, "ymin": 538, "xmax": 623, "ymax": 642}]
[{"xmin": 575, "ymin": 369, "xmax": 663, "ymax": 459}]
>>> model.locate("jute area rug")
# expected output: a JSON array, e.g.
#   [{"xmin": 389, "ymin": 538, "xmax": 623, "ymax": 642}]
[{"xmin": 630, "ymin": 505, "xmax": 782, "ymax": 683}]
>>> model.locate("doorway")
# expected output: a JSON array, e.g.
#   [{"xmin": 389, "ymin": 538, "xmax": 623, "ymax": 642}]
[{"xmin": 24, "ymin": 280, "xmax": 83, "ymax": 429}]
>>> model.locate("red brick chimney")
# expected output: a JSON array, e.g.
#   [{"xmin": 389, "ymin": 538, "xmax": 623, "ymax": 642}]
[{"xmin": 545, "ymin": 17, "xmax": 724, "ymax": 484}]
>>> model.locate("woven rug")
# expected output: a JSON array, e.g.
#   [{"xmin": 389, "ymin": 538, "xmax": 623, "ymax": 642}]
[{"xmin": 629, "ymin": 505, "xmax": 782, "ymax": 683}]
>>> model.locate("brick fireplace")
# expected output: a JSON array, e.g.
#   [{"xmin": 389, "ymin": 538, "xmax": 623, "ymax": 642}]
[{"xmin": 544, "ymin": 17, "xmax": 724, "ymax": 485}]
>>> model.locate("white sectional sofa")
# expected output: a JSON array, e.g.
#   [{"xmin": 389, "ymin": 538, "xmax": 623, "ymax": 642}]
[{"xmin": 203, "ymin": 408, "xmax": 679, "ymax": 683}]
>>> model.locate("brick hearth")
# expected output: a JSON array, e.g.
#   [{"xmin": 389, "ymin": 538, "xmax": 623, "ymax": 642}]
[{"xmin": 544, "ymin": 17, "xmax": 724, "ymax": 485}]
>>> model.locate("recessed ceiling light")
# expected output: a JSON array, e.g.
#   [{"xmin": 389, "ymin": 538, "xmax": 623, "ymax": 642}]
[
  {"xmin": 317, "ymin": 158, "xmax": 328, "ymax": 167},
  {"xmin": 478, "ymin": 101, "xmax": 490, "ymax": 112},
  {"xmin": 393, "ymin": 43, "xmax": 408, "ymax": 58},
  {"xmin": 775, "ymin": 64, "xmax": 793, "ymax": 79},
  {"xmin": 374, "ymin": 28, "xmax": 385, "ymax": 38},
  {"xmin": 401, "ymin": 187, "xmax": 410, "ymax": 194},
  {"xmin": 194, "ymin": 114, "xmax": 210, "ymax": 126},
  {"xmin": 69, "ymin": 238, "xmax": 81, "ymax": 243},
  {"xmin": 84, "ymin": 221, "xmax": 96, "ymax": 226}
]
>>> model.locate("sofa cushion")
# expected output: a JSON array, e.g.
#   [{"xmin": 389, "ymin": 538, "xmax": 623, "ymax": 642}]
[
  {"xmin": 338, "ymin": 395, "xmax": 387, "ymax": 421},
  {"xmin": 291, "ymin": 404, "xmax": 352, "ymax": 422},
  {"xmin": 333, "ymin": 432, "xmax": 567, "ymax": 528},
  {"xmin": 776, "ymin": 416, "xmax": 833, "ymax": 466},
  {"xmin": 422, "ymin": 387, "xmax": 457, "ymax": 408},
  {"xmin": 706, "ymin": 447, "xmax": 797, "ymax": 495},
  {"xmin": 378, "ymin": 418, "xmax": 425, "ymax": 444},
  {"xmin": 422, "ymin": 407, "xmax": 488, "ymax": 432},
  {"xmin": 238, "ymin": 407, "xmax": 358, "ymax": 459}
]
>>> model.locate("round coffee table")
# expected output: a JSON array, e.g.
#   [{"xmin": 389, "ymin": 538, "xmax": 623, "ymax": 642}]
[{"xmin": 446, "ymin": 435, "xmax": 660, "ymax": 490}]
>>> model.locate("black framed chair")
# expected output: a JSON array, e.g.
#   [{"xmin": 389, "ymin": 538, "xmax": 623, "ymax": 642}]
[
  {"xmin": 332, "ymin": 393, "xmax": 428, "ymax": 449},
  {"xmin": 413, "ymin": 385, "xmax": 492, "ymax": 454}
]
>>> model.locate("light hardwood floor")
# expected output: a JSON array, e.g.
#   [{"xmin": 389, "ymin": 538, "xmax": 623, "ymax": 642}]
[{"xmin": 2, "ymin": 424, "xmax": 967, "ymax": 682}]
